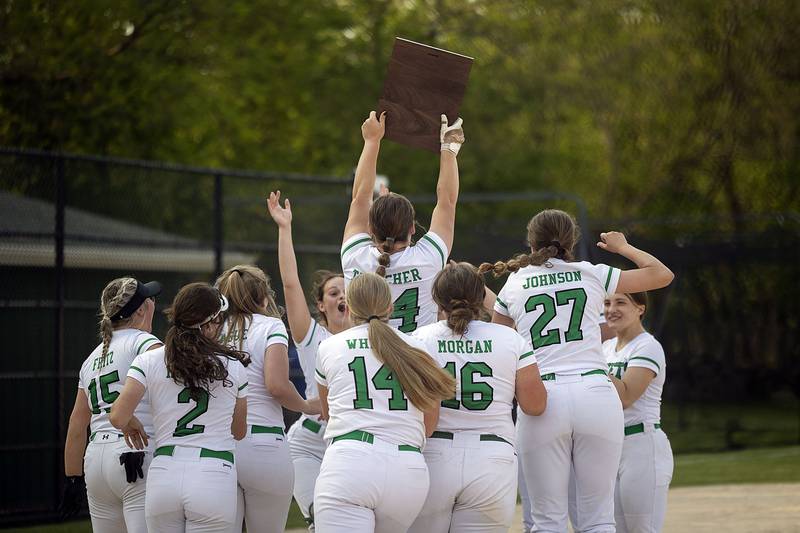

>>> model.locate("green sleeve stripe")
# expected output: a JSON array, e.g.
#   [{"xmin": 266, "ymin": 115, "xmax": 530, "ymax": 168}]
[
  {"xmin": 421, "ymin": 234, "xmax": 445, "ymax": 267},
  {"xmin": 238, "ymin": 382, "xmax": 248, "ymax": 391},
  {"xmin": 629, "ymin": 356, "xmax": 660, "ymax": 372},
  {"xmin": 604, "ymin": 267, "xmax": 615, "ymax": 291},
  {"xmin": 136, "ymin": 337, "xmax": 159, "ymax": 354},
  {"xmin": 129, "ymin": 365, "xmax": 146, "ymax": 378},
  {"xmin": 304, "ymin": 321, "xmax": 318, "ymax": 347},
  {"xmin": 341, "ymin": 237, "xmax": 372, "ymax": 258},
  {"xmin": 519, "ymin": 351, "xmax": 534, "ymax": 360},
  {"xmin": 496, "ymin": 297, "xmax": 508, "ymax": 309},
  {"xmin": 315, "ymin": 368, "xmax": 326, "ymax": 380},
  {"xmin": 267, "ymin": 332, "xmax": 289, "ymax": 342}
]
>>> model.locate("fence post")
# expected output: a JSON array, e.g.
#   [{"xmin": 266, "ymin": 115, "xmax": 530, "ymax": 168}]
[
  {"xmin": 213, "ymin": 174, "xmax": 223, "ymax": 279},
  {"xmin": 53, "ymin": 156, "xmax": 66, "ymax": 510}
]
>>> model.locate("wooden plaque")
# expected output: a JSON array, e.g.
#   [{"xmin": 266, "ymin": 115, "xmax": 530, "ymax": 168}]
[{"xmin": 378, "ymin": 38, "xmax": 473, "ymax": 153}]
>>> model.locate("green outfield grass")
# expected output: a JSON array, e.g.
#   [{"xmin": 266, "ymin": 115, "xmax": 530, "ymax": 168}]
[{"xmin": 6, "ymin": 446, "xmax": 799, "ymax": 532}]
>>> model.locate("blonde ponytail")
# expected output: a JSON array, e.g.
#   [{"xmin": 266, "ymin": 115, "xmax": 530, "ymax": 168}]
[
  {"xmin": 347, "ymin": 273, "xmax": 455, "ymax": 411},
  {"xmin": 98, "ymin": 277, "xmax": 138, "ymax": 358},
  {"xmin": 216, "ymin": 265, "xmax": 281, "ymax": 350}
]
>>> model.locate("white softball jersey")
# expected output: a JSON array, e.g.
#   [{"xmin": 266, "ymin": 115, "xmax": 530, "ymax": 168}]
[
  {"xmin": 494, "ymin": 258, "xmax": 621, "ymax": 375},
  {"xmin": 79, "ymin": 328, "xmax": 161, "ymax": 436},
  {"xmin": 315, "ymin": 324, "xmax": 428, "ymax": 448},
  {"xmin": 604, "ymin": 331, "xmax": 666, "ymax": 427},
  {"xmin": 295, "ymin": 319, "xmax": 332, "ymax": 399},
  {"xmin": 220, "ymin": 314, "xmax": 288, "ymax": 428},
  {"xmin": 413, "ymin": 320, "xmax": 536, "ymax": 445},
  {"xmin": 127, "ymin": 347, "xmax": 248, "ymax": 451},
  {"xmin": 341, "ymin": 231, "xmax": 449, "ymax": 333}
]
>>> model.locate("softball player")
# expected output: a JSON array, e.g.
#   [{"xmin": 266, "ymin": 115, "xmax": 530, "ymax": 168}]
[
  {"xmin": 267, "ymin": 191, "xmax": 348, "ymax": 530},
  {"xmin": 313, "ymin": 273, "xmax": 456, "ymax": 533},
  {"xmin": 603, "ymin": 291, "xmax": 673, "ymax": 533},
  {"xmin": 62, "ymin": 277, "xmax": 162, "ymax": 533},
  {"xmin": 341, "ymin": 111, "xmax": 465, "ymax": 332},
  {"xmin": 481, "ymin": 209, "xmax": 674, "ymax": 533},
  {"xmin": 409, "ymin": 262, "xmax": 547, "ymax": 533},
  {"xmin": 216, "ymin": 265, "xmax": 321, "ymax": 533},
  {"xmin": 110, "ymin": 282, "xmax": 249, "ymax": 532}
]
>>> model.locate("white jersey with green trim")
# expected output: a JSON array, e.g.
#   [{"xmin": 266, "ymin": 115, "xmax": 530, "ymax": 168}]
[
  {"xmin": 604, "ymin": 332, "xmax": 666, "ymax": 427},
  {"xmin": 78, "ymin": 328, "xmax": 161, "ymax": 436},
  {"xmin": 220, "ymin": 314, "xmax": 289, "ymax": 428},
  {"xmin": 295, "ymin": 319, "xmax": 331, "ymax": 399},
  {"xmin": 494, "ymin": 259, "xmax": 621, "ymax": 375},
  {"xmin": 127, "ymin": 347, "xmax": 247, "ymax": 451},
  {"xmin": 341, "ymin": 231, "xmax": 449, "ymax": 333},
  {"xmin": 316, "ymin": 324, "xmax": 428, "ymax": 448},
  {"xmin": 413, "ymin": 320, "xmax": 537, "ymax": 445}
]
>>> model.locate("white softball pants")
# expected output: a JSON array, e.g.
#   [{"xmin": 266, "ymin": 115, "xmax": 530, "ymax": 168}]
[
  {"xmin": 287, "ymin": 415, "xmax": 327, "ymax": 530},
  {"xmin": 234, "ymin": 427, "xmax": 294, "ymax": 533},
  {"xmin": 409, "ymin": 432, "xmax": 518, "ymax": 533},
  {"xmin": 314, "ymin": 437, "xmax": 429, "ymax": 533},
  {"xmin": 145, "ymin": 446, "xmax": 238, "ymax": 532},
  {"xmin": 519, "ymin": 459, "xmax": 534, "ymax": 533},
  {"xmin": 614, "ymin": 427, "xmax": 673, "ymax": 533},
  {"xmin": 518, "ymin": 373, "xmax": 623, "ymax": 533},
  {"xmin": 84, "ymin": 432, "xmax": 151, "ymax": 533}
]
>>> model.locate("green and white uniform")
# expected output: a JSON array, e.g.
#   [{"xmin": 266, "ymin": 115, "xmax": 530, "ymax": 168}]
[
  {"xmin": 221, "ymin": 315, "xmax": 293, "ymax": 533},
  {"xmin": 341, "ymin": 231, "xmax": 448, "ymax": 333},
  {"xmin": 409, "ymin": 320, "xmax": 536, "ymax": 533},
  {"xmin": 494, "ymin": 258, "xmax": 624, "ymax": 533},
  {"xmin": 313, "ymin": 324, "xmax": 431, "ymax": 532},
  {"xmin": 127, "ymin": 347, "xmax": 247, "ymax": 533},
  {"xmin": 605, "ymin": 332, "xmax": 673, "ymax": 533},
  {"xmin": 286, "ymin": 320, "xmax": 331, "ymax": 529},
  {"xmin": 78, "ymin": 328, "xmax": 160, "ymax": 533}
]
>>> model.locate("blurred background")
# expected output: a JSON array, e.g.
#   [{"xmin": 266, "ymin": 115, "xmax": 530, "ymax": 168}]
[{"xmin": 1, "ymin": 0, "xmax": 798, "ymax": 529}]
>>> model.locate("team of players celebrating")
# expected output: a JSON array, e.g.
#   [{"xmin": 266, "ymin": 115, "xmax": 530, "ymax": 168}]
[{"xmin": 62, "ymin": 112, "xmax": 675, "ymax": 533}]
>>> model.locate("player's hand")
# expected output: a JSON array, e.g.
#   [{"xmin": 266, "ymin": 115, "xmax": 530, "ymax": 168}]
[
  {"xmin": 440, "ymin": 114, "xmax": 465, "ymax": 155},
  {"xmin": 122, "ymin": 416, "xmax": 148, "ymax": 450},
  {"xmin": 304, "ymin": 396, "xmax": 322, "ymax": 416},
  {"xmin": 597, "ymin": 231, "xmax": 629, "ymax": 254},
  {"xmin": 59, "ymin": 475, "xmax": 86, "ymax": 519},
  {"xmin": 119, "ymin": 452, "xmax": 146, "ymax": 483},
  {"xmin": 362, "ymin": 111, "xmax": 386, "ymax": 143},
  {"xmin": 378, "ymin": 182, "xmax": 390, "ymax": 197},
  {"xmin": 267, "ymin": 190, "xmax": 292, "ymax": 228}
]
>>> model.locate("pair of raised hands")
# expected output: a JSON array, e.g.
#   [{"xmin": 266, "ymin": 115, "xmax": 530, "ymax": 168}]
[{"xmin": 361, "ymin": 110, "xmax": 466, "ymax": 155}]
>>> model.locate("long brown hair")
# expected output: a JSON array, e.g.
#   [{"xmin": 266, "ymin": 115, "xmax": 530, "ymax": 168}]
[
  {"xmin": 479, "ymin": 209, "xmax": 580, "ymax": 277},
  {"xmin": 98, "ymin": 277, "xmax": 138, "ymax": 359},
  {"xmin": 311, "ymin": 270, "xmax": 343, "ymax": 327},
  {"xmin": 368, "ymin": 193, "xmax": 415, "ymax": 276},
  {"xmin": 164, "ymin": 283, "xmax": 249, "ymax": 400},
  {"xmin": 215, "ymin": 265, "xmax": 281, "ymax": 350},
  {"xmin": 432, "ymin": 262, "xmax": 485, "ymax": 336},
  {"xmin": 347, "ymin": 273, "xmax": 455, "ymax": 411}
]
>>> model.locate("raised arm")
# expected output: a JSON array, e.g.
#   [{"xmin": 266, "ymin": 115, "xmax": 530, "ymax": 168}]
[
  {"xmin": 429, "ymin": 115, "xmax": 465, "ymax": 253},
  {"xmin": 343, "ymin": 111, "xmax": 386, "ymax": 242},
  {"xmin": 267, "ymin": 191, "xmax": 313, "ymax": 343},
  {"xmin": 597, "ymin": 232, "xmax": 674, "ymax": 294}
]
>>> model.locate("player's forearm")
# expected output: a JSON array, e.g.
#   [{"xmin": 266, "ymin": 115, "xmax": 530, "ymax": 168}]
[
  {"xmin": 617, "ymin": 244, "xmax": 674, "ymax": 286},
  {"xmin": 64, "ymin": 428, "xmax": 87, "ymax": 476},
  {"xmin": 352, "ymin": 140, "xmax": 381, "ymax": 203},
  {"xmin": 277, "ymin": 225, "xmax": 313, "ymax": 341},
  {"xmin": 269, "ymin": 380, "xmax": 313, "ymax": 414},
  {"xmin": 435, "ymin": 150, "xmax": 459, "ymax": 210},
  {"xmin": 609, "ymin": 374, "xmax": 633, "ymax": 409}
]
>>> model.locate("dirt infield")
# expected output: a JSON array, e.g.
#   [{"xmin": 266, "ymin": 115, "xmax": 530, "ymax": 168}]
[{"xmin": 286, "ymin": 482, "xmax": 800, "ymax": 532}]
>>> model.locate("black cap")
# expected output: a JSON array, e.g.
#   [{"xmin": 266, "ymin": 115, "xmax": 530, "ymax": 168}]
[{"xmin": 110, "ymin": 280, "xmax": 162, "ymax": 322}]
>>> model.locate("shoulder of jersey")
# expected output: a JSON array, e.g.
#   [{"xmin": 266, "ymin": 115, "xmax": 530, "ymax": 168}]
[
  {"xmin": 412, "ymin": 320, "xmax": 446, "ymax": 339},
  {"xmin": 636, "ymin": 332, "xmax": 665, "ymax": 354}
]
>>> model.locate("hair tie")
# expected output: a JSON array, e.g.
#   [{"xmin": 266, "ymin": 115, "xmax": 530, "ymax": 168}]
[
  {"xmin": 367, "ymin": 315, "xmax": 380, "ymax": 322},
  {"xmin": 232, "ymin": 269, "xmax": 243, "ymax": 276}
]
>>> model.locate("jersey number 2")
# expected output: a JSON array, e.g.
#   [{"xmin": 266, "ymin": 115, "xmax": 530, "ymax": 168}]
[
  {"xmin": 173, "ymin": 388, "xmax": 209, "ymax": 437},
  {"xmin": 525, "ymin": 288, "xmax": 587, "ymax": 349}
]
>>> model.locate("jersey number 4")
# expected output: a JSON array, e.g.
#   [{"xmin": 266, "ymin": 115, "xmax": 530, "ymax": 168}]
[
  {"xmin": 348, "ymin": 356, "xmax": 408, "ymax": 410},
  {"xmin": 173, "ymin": 388, "xmax": 209, "ymax": 437},
  {"xmin": 392, "ymin": 288, "xmax": 420, "ymax": 333},
  {"xmin": 525, "ymin": 288, "xmax": 587, "ymax": 349}
]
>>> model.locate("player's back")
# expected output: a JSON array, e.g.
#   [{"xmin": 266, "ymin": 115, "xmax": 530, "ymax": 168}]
[
  {"xmin": 128, "ymin": 347, "xmax": 247, "ymax": 451},
  {"xmin": 79, "ymin": 328, "xmax": 160, "ymax": 435},
  {"xmin": 414, "ymin": 320, "xmax": 533, "ymax": 445},
  {"xmin": 341, "ymin": 231, "xmax": 448, "ymax": 332},
  {"xmin": 221, "ymin": 314, "xmax": 287, "ymax": 427},
  {"xmin": 495, "ymin": 259, "xmax": 621, "ymax": 375},
  {"xmin": 316, "ymin": 324, "xmax": 426, "ymax": 448}
]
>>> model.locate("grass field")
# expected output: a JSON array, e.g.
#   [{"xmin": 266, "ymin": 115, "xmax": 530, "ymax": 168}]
[{"xmin": 6, "ymin": 446, "xmax": 799, "ymax": 532}]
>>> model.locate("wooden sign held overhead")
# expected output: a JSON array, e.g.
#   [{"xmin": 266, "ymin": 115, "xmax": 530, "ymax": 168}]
[{"xmin": 378, "ymin": 38, "xmax": 473, "ymax": 153}]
